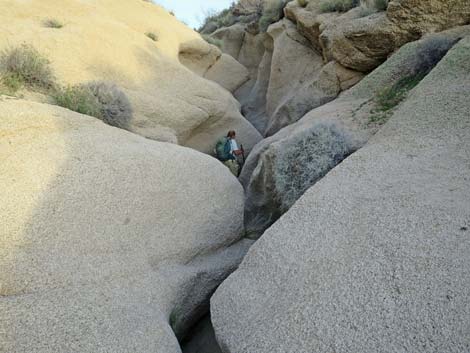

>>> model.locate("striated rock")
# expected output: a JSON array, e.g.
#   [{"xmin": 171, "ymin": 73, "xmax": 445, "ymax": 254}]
[
  {"xmin": 212, "ymin": 35, "xmax": 470, "ymax": 353},
  {"xmin": 240, "ymin": 27, "xmax": 469, "ymax": 236},
  {"xmin": 0, "ymin": 98, "xmax": 250, "ymax": 353},
  {"xmin": 0, "ymin": 0, "xmax": 262, "ymax": 154}
]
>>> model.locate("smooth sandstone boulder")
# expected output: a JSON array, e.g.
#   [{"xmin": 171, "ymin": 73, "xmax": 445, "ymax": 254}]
[
  {"xmin": 212, "ymin": 36, "xmax": 470, "ymax": 353},
  {"xmin": 0, "ymin": 0, "xmax": 262, "ymax": 153},
  {"xmin": 240, "ymin": 27, "xmax": 469, "ymax": 236},
  {"xmin": 0, "ymin": 98, "xmax": 248, "ymax": 353}
]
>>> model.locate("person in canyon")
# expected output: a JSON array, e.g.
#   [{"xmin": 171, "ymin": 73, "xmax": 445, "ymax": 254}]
[{"xmin": 215, "ymin": 130, "xmax": 244, "ymax": 176}]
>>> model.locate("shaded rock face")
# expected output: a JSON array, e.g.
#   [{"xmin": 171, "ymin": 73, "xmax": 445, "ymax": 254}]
[
  {"xmin": 0, "ymin": 98, "xmax": 250, "ymax": 353},
  {"xmin": 212, "ymin": 35, "xmax": 470, "ymax": 353},
  {"xmin": 240, "ymin": 27, "xmax": 469, "ymax": 237},
  {"xmin": 0, "ymin": 0, "xmax": 262, "ymax": 154}
]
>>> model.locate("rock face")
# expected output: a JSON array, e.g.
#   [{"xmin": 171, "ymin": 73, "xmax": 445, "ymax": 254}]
[
  {"xmin": 240, "ymin": 27, "xmax": 469, "ymax": 236},
  {"xmin": 0, "ymin": 0, "xmax": 262, "ymax": 154},
  {"xmin": 0, "ymin": 98, "xmax": 250, "ymax": 353},
  {"xmin": 212, "ymin": 36, "xmax": 470, "ymax": 353},
  {"xmin": 212, "ymin": 7, "xmax": 365, "ymax": 136},
  {"xmin": 287, "ymin": 0, "xmax": 470, "ymax": 72}
]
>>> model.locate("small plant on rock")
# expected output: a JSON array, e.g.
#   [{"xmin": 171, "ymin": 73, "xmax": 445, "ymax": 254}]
[
  {"xmin": 369, "ymin": 73, "xmax": 426, "ymax": 124},
  {"xmin": 297, "ymin": 0, "xmax": 308, "ymax": 7},
  {"xmin": 374, "ymin": 0, "xmax": 388, "ymax": 11},
  {"xmin": 53, "ymin": 81, "xmax": 132, "ymax": 128},
  {"xmin": 52, "ymin": 85, "xmax": 102, "ymax": 118},
  {"xmin": 201, "ymin": 35, "xmax": 223, "ymax": 48},
  {"xmin": 319, "ymin": 0, "xmax": 360, "ymax": 13},
  {"xmin": 258, "ymin": 0, "xmax": 287, "ymax": 32},
  {"xmin": 0, "ymin": 44, "xmax": 55, "ymax": 93},
  {"xmin": 146, "ymin": 32, "xmax": 158, "ymax": 41},
  {"xmin": 43, "ymin": 18, "xmax": 64, "ymax": 29}
]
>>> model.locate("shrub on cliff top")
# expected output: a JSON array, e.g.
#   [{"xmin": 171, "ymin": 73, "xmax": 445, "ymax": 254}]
[
  {"xmin": 53, "ymin": 82, "xmax": 132, "ymax": 128},
  {"xmin": 0, "ymin": 44, "xmax": 55, "ymax": 93}
]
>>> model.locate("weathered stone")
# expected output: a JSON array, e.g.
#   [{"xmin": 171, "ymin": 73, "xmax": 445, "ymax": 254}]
[{"xmin": 0, "ymin": 98, "xmax": 250, "ymax": 353}]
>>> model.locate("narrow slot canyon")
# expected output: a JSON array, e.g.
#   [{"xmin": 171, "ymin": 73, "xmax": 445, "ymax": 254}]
[{"xmin": 1, "ymin": 0, "xmax": 470, "ymax": 352}]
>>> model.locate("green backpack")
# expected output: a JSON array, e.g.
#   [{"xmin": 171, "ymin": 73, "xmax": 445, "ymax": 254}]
[{"xmin": 215, "ymin": 137, "xmax": 232, "ymax": 161}]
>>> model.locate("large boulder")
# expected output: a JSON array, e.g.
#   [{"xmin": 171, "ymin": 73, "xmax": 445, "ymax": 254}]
[
  {"xmin": 240, "ymin": 27, "xmax": 469, "ymax": 236},
  {"xmin": 0, "ymin": 0, "xmax": 262, "ymax": 154},
  {"xmin": 0, "ymin": 97, "xmax": 249, "ymax": 353},
  {"xmin": 212, "ymin": 35, "xmax": 470, "ymax": 353}
]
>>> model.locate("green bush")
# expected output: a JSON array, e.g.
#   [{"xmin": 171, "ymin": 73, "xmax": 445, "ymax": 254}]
[
  {"xmin": 43, "ymin": 18, "xmax": 64, "ymax": 28},
  {"xmin": 369, "ymin": 73, "xmax": 426, "ymax": 124},
  {"xmin": 374, "ymin": 0, "xmax": 388, "ymax": 11},
  {"xmin": 319, "ymin": 0, "xmax": 360, "ymax": 13},
  {"xmin": 53, "ymin": 82, "xmax": 132, "ymax": 128},
  {"xmin": 201, "ymin": 35, "xmax": 223, "ymax": 49},
  {"xmin": 86, "ymin": 82, "xmax": 132, "ymax": 128},
  {"xmin": 53, "ymin": 85, "xmax": 102, "ymax": 118},
  {"xmin": 145, "ymin": 32, "xmax": 158, "ymax": 41},
  {"xmin": 0, "ymin": 44, "xmax": 55, "ymax": 93},
  {"xmin": 258, "ymin": 0, "xmax": 287, "ymax": 32},
  {"xmin": 297, "ymin": 0, "xmax": 308, "ymax": 7}
]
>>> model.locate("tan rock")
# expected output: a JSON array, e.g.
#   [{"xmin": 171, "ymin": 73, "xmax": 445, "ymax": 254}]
[
  {"xmin": 204, "ymin": 53, "xmax": 250, "ymax": 92},
  {"xmin": 211, "ymin": 24, "xmax": 247, "ymax": 59},
  {"xmin": 0, "ymin": 97, "xmax": 250, "ymax": 352}
]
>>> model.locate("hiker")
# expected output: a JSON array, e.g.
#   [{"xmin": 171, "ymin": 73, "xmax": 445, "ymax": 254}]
[{"xmin": 215, "ymin": 130, "xmax": 244, "ymax": 176}]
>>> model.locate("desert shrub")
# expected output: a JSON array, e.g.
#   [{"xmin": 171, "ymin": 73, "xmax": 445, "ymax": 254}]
[
  {"xmin": 146, "ymin": 32, "xmax": 158, "ymax": 41},
  {"xmin": 369, "ymin": 73, "xmax": 425, "ymax": 124},
  {"xmin": 198, "ymin": 7, "xmax": 237, "ymax": 33},
  {"xmin": 53, "ymin": 82, "xmax": 132, "ymax": 128},
  {"xmin": 298, "ymin": 0, "xmax": 309, "ymax": 7},
  {"xmin": 358, "ymin": 6, "xmax": 376, "ymax": 17},
  {"xmin": 319, "ymin": 0, "xmax": 360, "ymax": 13},
  {"xmin": 43, "ymin": 18, "xmax": 64, "ymax": 28},
  {"xmin": 0, "ymin": 44, "xmax": 55, "ymax": 93},
  {"xmin": 258, "ymin": 0, "xmax": 288, "ymax": 32},
  {"xmin": 201, "ymin": 35, "xmax": 224, "ymax": 49},
  {"xmin": 86, "ymin": 82, "xmax": 132, "ymax": 128},
  {"xmin": 274, "ymin": 121, "xmax": 358, "ymax": 211},
  {"xmin": 53, "ymin": 85, "xmax": 102, "ymax": 118},
  {"xmin": 374, "ymin": 0, "xmax": 388, "ymax": 11}
]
